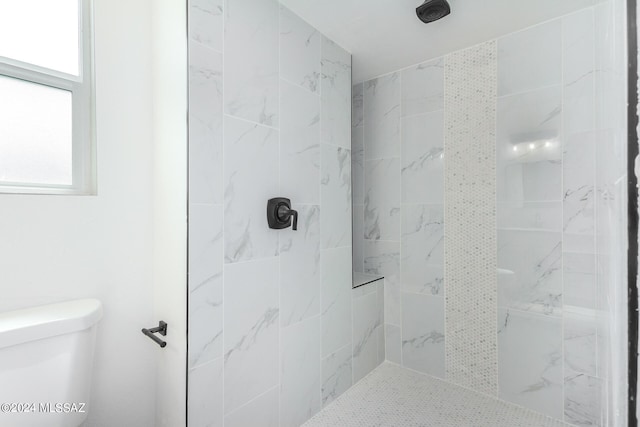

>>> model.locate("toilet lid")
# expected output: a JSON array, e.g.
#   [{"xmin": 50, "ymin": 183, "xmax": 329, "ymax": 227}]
[{"xmin": 0, "ymin": 299, "xmax": 102, "ymax": 349}]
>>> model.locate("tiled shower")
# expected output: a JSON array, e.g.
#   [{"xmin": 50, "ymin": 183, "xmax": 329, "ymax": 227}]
[
  {"xmin": 187, "ymin": 0, "xmax": 628, "ymax": 426},
  {"xmin": 187, "ymin": 0, "xmax": 360, "ymax": 425},
  {"xmin": 352, "ymin": 2, "xmax": 626, "ymax": 426}
]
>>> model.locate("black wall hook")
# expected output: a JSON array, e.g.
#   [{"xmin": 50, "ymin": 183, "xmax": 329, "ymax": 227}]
[
  {"xmin": 142, "ymin": 321, "xmax": 167, "ymax": 348},
  {"xmin": 267, "ymin": 198, "xmax": 298, "ymax": 230}
]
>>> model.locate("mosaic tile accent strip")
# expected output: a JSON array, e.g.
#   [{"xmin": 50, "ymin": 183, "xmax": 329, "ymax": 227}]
[
  {"xmin": 444, "ymin": 41, "xmax": 498, "ymax": 396},
  {"xmin": 303, "ymin": 363, "xmax": 570, "ymax": 427}
]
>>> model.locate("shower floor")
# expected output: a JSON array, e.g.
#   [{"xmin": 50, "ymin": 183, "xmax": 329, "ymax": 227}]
[{"xmin": 303, "ymin": 363, "xmax": 570, "ymax": 427}]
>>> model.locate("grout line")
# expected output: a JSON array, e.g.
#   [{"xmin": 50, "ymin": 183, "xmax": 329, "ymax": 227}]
[
  {"xmin": 492, "ymin": 40, "xmax": 500, "ymax": 398},
  {"xmin": 190, "ymin": 37, "xmax": 223, "ymax": 55},
  {"xmin": 224, "ymin": 384, "xmax": 280, "ymax": 420},
  {"xmin": 280, "ymin": 75, "xmax": 321, "ymax": 98},
  {"xmin": 496, "ymin": 82, "xmax": 564, "ymax": 100},
  {"xmin": 276, "ymin": 5, "xmax": 283, "ymax": 423},
  {"xmin": 398, "ymin": 68, "xmax": 404, "ymax": 369},
  {"xmin": 442, "ymin": 53, "xmax": 449, "ymax": 384},
  {"xmin": 319, "ymin": 27, "xmax": 326, "ymax": 407},
  {"xmin": 221, "ymin": 0, "xmax": 226, "ymax": 424},
  {"xmin": 560, "ymin": 14, "xmax": 567, "ymax": 423},
  {"xmin": 497, "ymin": 305, "xmax": 564, "ymax": 320},
  {"xmin": 223, "ymin": 112, "xmax": 280, "ymax": 131},
  {"xmin": 222, "ymin": 255, "xmax": 280, "ymax": 267},
  {"xmin": 400, "ymin": 108, "xmax": 445, "ymax": 121}
]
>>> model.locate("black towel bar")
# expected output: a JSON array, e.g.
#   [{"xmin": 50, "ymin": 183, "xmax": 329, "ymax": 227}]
[{"xmin": 142, "ymin": 321, "xmax": 167, "ymax": 348}]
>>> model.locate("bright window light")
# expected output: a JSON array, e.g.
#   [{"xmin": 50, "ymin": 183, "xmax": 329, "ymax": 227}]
[
  {"xmin": 0, "ymin": 0, "xmax": 79, "ymax": 75},
  {"xmin": 0, "ymin": 76, "xmax": 73, "ymax": 185},
  {"xmin": 0, "ymin": 0, "xmax": 93, "ymax": 194}
]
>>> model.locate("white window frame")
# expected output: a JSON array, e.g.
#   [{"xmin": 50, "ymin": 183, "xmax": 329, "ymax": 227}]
[{"xmin": 0, "ymin": 0, "xmax": 95, "ymax": 195}]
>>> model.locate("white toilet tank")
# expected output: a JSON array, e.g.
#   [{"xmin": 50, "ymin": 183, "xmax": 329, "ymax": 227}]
[{"xmin": 0, "ymin": 299, "xmax": 102, "ymax": 427}]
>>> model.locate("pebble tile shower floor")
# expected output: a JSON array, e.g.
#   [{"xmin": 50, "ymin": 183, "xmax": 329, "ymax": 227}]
[{"xmin": 303, "ymin": 363, "xmax": 570, "ymax": 427}]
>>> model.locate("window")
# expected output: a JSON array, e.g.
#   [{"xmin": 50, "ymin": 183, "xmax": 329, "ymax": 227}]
[{"xmin": 0, "ymin": 0, "xmax": 94, "ymax": 194}]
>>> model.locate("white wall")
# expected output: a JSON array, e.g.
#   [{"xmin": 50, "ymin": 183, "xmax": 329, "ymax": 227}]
[
  {"xmin": 151, "ymin": 0, "xmax": 188, "ymax": 426},
  {"xmin": 0, "ymin": 0, "xmax": 159, "ymax": 425}
]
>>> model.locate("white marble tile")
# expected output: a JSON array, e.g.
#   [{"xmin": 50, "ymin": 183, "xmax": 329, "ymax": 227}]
[
  {"xmin": 498, "ymin": 230, "xmax": 562, "ymax": 316},
  {"xmin": 321, "ymin": 246, "xmax": 352, "ymax": 357},
  {"xmin": 385, "ymin": 324, "xmax": 401, "ymax": 364},
  {"xmin": 401, "ymin": 58, "xmax": 444, "ymax": 117},
  {"xmin": 594, "ymin": 253, "xmax": 611, "ymax": 314},
  {"xmin": 594, "ymin": 281, "xmax": 611, "ymax": 380},
  {"xmin": 402, "ymin": 204, "xmax": 444, "ymax": 296},
  {"xmin": 377, "ymin": 280, "xmax": 385, "ymax": 329},
  {"xmin": 564, "ymin": 132, "xmax": 595, "ymax": 239},
  {"xmin": 321, "ymin": 344, "xmax": 352, "ymax": 407},
  {"xmin": 189, "ymin": 0, "xmax": 223, "ymax": 52},
  {"xmin": 224, "ymin": 258, "xmax": 279, "ymax": 413},
  {"xmin": 497, "ymin": 86, "xmax": 562, "ymax": 203},
  {"xmin": 280, "ymin": 6, "xmax": 320, "ymax": 94},
  {"xmin": 364, "ymin": 158, "xmax": 401, "ymax": 241},
  {"xmin": 321, "ymin": 36, "xmax": 351, "ymax": 148},
  {"xmin": 188, "ymin": 357, "xmax": 223, "ymax": 427},
  {"xmin": 564, "ymin": 223, "xmax": 594, "ymax": 256},
  {"xmin": 189, "ymin": 204, "xmax": 223, "ymax": 368},
  {"xmin": 594, "ymin": 128, "xmax": 623, "ymax": 202},
  {"xmin": 497, "ymin": 201, "xmax": 562, "ymax": 231},
  {"xmin": 563, "ymin": 8, "xmax": 596, "ymax": 135},
  {"xmin": 352, "ymin": 125, "xmax": 365, "ymax": 206},
  {"xmin": 364, "ymin": 240, "xmax": 401, "ymax": 327},
  {"xmin": 377, "ymin": 324, "xmax": 385, "ymax": 365},
  {"xmin": 564, "ymin": 252, "xmax": 597, "ymax": 309},
  {"xmin": 352, "ymin": 204, "xmax": 364, "ymax": 273},
  {"xmin": 189, "ymin": 203, "xmax": 223, "ymax": 297},
  {"xmin": 353, "ymin": 291, "xmax": 380, "ymax": 383},
  {"xmin": 224, "ymin": 0, "xmax": 279, "ymax": 126},
  {"xmin": 352, "ymin": 83, "xmax": 364, "ymax": 128},
  {"xmin": 280, "ymin": 205, "xmax": 321, "ymax": 327},
  {"xmin": 321, "ymin": 144, "xmax": 352, "ymax": 249},
  {"xmin": 565, "ymin": 233, "xmax": 596, "ymax": 255},
  {"xmin": 564, "ymin": 373, "xmax": 603, "ymax": 426},
  {"xmin": 401, "ymin": 293, "xmax": 445, "ymax": 378},
  {"xmin": 352, "ymin": 281, "xmax": 377, "ymax": 299},
  {"xmin": 280, "ymin": 316, "xmax": 322, "ymax": 427},
  {"xmin": 401, "ymin": 110, "xmax": 444, "ymax": 204},
  {"xmin": 497, "ymin": 20, "xmax": 561, "ymax": 97},
  {"xmin": 564, "ymin": 71, "xmax": 596, "ymax": 137},
  {"xmin": 223, "ymin": 116, "xmax": 279, "ymax": 263},
  {"xmin": 280, "ymin": 80, "xmax": 321, "ymax": 204},
  {"xmin": 594, "ymin": 3, "xmax": 620, "ymax": 132},
  {"xmin": 564, "ymin": 313, "xmax": 597, "ymax": 376},
  {"xmin": 498, "ymin": 309, "xmax": 563, "ymax": 419},
  {"xmin": 225, "ymin": 386, "xmax": 279, "ymax": 427},
  {"xmin": 189, "ymin": 42, "xmax": 223, "ymax": 205},
  {"xmin": 364, "ymin": 73, "xmax": 401, "ymax": 160}
]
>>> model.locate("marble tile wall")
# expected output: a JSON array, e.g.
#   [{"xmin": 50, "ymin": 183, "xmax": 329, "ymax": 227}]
[
  {"xmin": 593, "ymin": 0, "xmax": 628, "ymax": 425},
  {"xmin": 352, "ymin": 4, "xmax": 618, "ymax": 426},
  {"xmin": 353, "ymin": 56, "xmax": 446, "ymax": 379},
  {"xmin": 496, "ymin": 8, "xmax": 606, "ymax": 425},
  {"xmin": 351, "ymin": 280, "xmax": 386, "ymax": 386},
  {"xmin": 187, "ymin": 2, "xmax": 357, "ymax": 426}
]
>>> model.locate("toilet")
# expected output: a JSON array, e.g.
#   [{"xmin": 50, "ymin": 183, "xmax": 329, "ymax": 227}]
[{"xmin": 0, "ymin": 299, "xmax": 102, "ymax": 427}]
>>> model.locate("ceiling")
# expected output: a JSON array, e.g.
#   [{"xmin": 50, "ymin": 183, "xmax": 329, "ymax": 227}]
[{"xmin": 280, "ymin": 0, "xmax": 595, "ymax": 83}]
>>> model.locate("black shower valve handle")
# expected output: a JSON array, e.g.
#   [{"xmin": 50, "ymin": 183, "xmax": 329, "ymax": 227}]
[
  {"xmin": 277, "ymin": 203, "xmax": 298, "ymax": 231},
  {"xmin": 267, "ymin": 197, "xmax": 298, "ymax": 231},
  {"xmin": 290, "ymin": 208, "xmax": 298, "ymax": 230}
]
